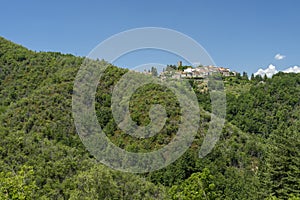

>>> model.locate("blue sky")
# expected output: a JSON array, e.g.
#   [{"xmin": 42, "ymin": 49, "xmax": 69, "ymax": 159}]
[{"xmin": 1, "ymin": 0, "xmax": 299, "ymax": 74}]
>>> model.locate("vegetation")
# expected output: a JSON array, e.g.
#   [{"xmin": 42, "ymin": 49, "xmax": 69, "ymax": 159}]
[{"xmin": 0, "ymin": 37, "xmax": 299, "ymax": 199}]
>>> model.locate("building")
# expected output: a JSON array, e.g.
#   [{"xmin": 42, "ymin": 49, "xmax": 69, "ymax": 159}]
[
  {"xmin": 159, "ymin": 64, "xmax": 237, "ymax": 80},
  {"xmin": 177, "ymin": 61, "xmax": 182, "ymax": 67}
]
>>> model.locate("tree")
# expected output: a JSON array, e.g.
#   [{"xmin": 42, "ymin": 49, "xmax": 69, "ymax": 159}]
[
  {"xmin": 151, "ymin": 66, "xmax": 158, "ymax": 76},
  {"xmin": 178, "ymin": 65, "xmax": 190, "ymax": 71},
  {"xmin": 263, "ymin": 124, "xmax": 300, "ymax": 199},
  {"xmin": 255, "ymin": 74, "xmax": 263, "ymax": 81},
  {"xmin": 242, "ymin": 71, "xmax": 248, "ymax": 80},
  {"xmin": 0, "ymin": 166, "xmax": 37, "ymax": 199},
  {"xmin": 168, "ymin": 168, "xmax": 221, "ymax": 200},
  {"xmin": 65, "ymin": 164, "xmax": 166, "ymax": 199}
]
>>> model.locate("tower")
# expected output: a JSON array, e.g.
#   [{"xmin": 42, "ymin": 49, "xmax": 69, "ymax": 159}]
[{"xmin": 178, "ymin": 61, "xmax": 182, "ymax": 67}]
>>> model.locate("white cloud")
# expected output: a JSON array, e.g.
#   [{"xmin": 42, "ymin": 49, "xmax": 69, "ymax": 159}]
[
  {"xmin": 274, "ymin": 53, "xmax": 286, "ymax": 60},
  {"xmin": 282, "ymin": 66, "xmax": 300, "ymax": 73},
  {"xmin": 254, "ymin": 64, "xmax": 278, "ymax": 78},
  {"xmin": 254, "ymin": 64, "xmax": 300, "ymax": 78}
]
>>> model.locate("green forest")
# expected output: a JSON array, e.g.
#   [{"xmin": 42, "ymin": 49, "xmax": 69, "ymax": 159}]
[{"xmin": 0, "ymin": 36, "xmax": 299, "ymax": 199}]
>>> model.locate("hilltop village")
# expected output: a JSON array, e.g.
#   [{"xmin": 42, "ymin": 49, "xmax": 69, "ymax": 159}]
[{"xmin": 142, "ymin": 61, "xmax": 237, "ymax": 79}]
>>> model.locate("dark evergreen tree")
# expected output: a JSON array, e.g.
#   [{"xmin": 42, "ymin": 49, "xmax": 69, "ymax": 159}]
[{"xmin": 151, "ymin": 66, "xmax": 158, "ymax": 76}]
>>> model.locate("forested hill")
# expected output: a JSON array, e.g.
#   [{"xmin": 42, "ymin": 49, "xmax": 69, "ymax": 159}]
[{"xmin": 0, "ymin": 37, "xmax": 299, "ymax": 199}]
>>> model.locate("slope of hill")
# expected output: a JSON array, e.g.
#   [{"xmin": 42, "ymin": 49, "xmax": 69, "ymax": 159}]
[{"xmin": 0, "ymin": 37, "xmax": 299, "ymax": 199}]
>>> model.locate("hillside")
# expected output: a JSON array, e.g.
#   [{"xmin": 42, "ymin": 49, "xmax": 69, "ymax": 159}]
[{"xmin": 0, "ymin": 37, "xmax": 299, "ymax": 199}]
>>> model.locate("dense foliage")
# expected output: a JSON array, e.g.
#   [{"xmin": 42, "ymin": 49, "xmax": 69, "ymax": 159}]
[{"xmin": 0, "ymin": 37, "xmax": 299, "ymax": 199}]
